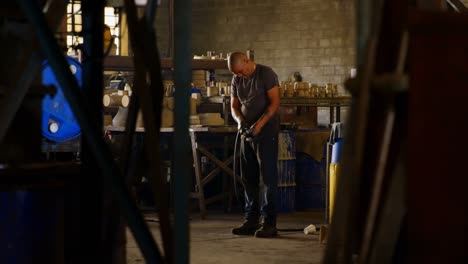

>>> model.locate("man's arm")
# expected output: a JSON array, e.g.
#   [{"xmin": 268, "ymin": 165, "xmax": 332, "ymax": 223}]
[
  {"xmin": 251, "ymin": 86, "xmax": 280, "ymax": 135},
  {"xmin": 231, "ymin": 96, "xmax": 247, "ymax": 130}
]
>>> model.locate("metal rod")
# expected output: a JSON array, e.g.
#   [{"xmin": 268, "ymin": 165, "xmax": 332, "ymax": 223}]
[
  {"xmin": 356, "ymin": 0, "xmax": 372, "ymax": 67},
  {"xmin": 446, "ymin": 0, "xmax": 468, "ymax": 12},
  {"xmin": 0, "ymin": 0, "xmax": 66, "ymax": 147},
  {"xmin": 0, "ymin": 54, "xmax": 41, "ymax": 144},
  {"xmin": 81, "ymin": 0, "xmax": 106, "ymax": 261},
  {"xmin": 359, "ymin": 109, "xmax": 395, "ymax": 264},
  {"xmin": 124, "ymin": 0, "xmax": 174, "ymax": 262},
  {"xmin": 16, "ymin": 1, "xmax": 163, "ymax": 263},
  {"xmin": 324, "ymin": 0, "xmax": 386, "ymax": 262},
  {"xmin": 174, "ymin": 0, "xmax": 192, "ymax": 262},
  {"xmin": 169, "ymin": 0, "xmax": 174, "ymax": 57},
  {"xmin": 145, "ymin": 0, "xmax": 158, "ymax": 31},
  {"xmin": 122, "ymin": 94, "xmax": 140, "ymax": 183}
]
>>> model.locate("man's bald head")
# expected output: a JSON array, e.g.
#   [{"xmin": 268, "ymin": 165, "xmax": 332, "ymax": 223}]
[{"xmin": 228, "ymin": 52, "xmax": 248, "ymax": 72}]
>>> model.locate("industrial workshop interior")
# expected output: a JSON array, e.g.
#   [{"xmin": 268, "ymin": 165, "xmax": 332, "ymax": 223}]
[{"xmin": 1, "ymin": 0, "xmax": 468, "ymax": 263}]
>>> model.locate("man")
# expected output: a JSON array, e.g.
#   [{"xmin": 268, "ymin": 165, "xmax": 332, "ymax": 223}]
[
  {"xmin": 228, "ymin": 51, "xmax": 280, "ymax": 238},
  {"xmin": 104, "ymin": 24, "xmax": 117, "ymax": 55}
]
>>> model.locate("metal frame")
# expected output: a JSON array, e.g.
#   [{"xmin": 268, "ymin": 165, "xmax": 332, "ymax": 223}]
[{"xmin": 17, "ymin": 0, "xmax": 164, "ymax": 263}]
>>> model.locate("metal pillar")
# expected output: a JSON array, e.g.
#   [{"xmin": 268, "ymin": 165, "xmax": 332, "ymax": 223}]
[{"xmin": 173, "ymin": 0, "xmax": 192, "ymax": 263}]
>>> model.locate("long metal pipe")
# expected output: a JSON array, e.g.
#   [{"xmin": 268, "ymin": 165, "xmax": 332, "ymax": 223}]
[
  {"xmin": 169, "ymin": 0, "xmax": 174, "ymax": 57},
  {"xmin": 446, "ymin": 0, "xmax": 468, "ymax": 11},
  {"xmin": 173, "ymin": 0, "xmax": 192, "ymax": 262},
  {"xmin": 124, "ymin": 0, "xmax": 174, "ymax": 262},
  {"xmin": 80, "ymin": 0, "xmax": 106, "ymax": 261},
  {"xmin": 145, "ymin": 0, "xmax": 158, "ymax": 31},
  {"xmin": 356, "ymin": 0, "xmax": 371, "ymax": 67},
  {"xmin": 16, "ymin": 1, "xmax": 163, "ymax": 263}
]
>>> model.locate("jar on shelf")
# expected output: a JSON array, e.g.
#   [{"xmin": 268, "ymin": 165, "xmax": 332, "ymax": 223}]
[{"xmin": 294, "ymin": 81, "xmax": 309, "ymax": 97}]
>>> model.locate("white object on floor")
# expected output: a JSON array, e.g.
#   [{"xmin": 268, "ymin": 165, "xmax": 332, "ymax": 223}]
[{"xmin": 304, "ymin": 224, "xmax": 317, "ymax": 234}]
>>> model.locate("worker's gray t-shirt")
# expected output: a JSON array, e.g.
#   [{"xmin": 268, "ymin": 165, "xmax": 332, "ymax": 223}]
[{"xmin": 231, "ymin": 64, "xmax": 280, "ymax": 130}]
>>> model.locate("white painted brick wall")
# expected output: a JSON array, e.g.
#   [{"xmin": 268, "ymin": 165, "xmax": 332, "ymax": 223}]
[
  {"xmin": 154, "ymin": 0, "xmax": 355, "ymax": 125},
  {"xmin": 155, "ymin": 0, "xmax": 355, "ymax": 95}
]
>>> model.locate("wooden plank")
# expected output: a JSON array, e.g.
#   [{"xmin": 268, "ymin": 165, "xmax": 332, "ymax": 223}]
[
  {"xmin": 104, "ymin": 55, "xmax": 229, "ymax": 71},
  {"xmin": 200, "ymin": 155, "xmax": 234, "ymax": 186},
  {"xmin": 197, "ymin": 146, "xmax": 234, "ymax": 177},
  {"xmin": 201, "ymin": 166, "xmax": 223, "ymax": 186},
  {"xmin": 320, "ymin": 225, "xmax": 328, "ymax": 244}
]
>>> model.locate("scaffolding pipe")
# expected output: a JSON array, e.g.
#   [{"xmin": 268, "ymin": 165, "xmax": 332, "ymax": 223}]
[
  {"xmin": 173, "ymin": 0, "xmax": 192, "ymax": 263},
  {"xmin": 356, "ymin": 0, "xmax": 372, "ymax": 67},
  {"xmin": 145, "ymin": 0, "xmax": 158, "ymax": 31}
]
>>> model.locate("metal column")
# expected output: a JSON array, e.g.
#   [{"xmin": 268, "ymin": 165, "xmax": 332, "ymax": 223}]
[{"xmin": 173, "ymin": 0, "xmax": 192, "ymax": 263}]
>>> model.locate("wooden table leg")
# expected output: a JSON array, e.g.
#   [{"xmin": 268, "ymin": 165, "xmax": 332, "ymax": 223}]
[
  {"xmin": 189, "ymin": 131, "xmax": 206, "ymax": 219},
  {"xmin": 336, "ymin": 105, "xmax": 341, "ymax": 122},
  {"xmin": 329, "ymin": 106, "xmax": 335, "ymax": 124}
]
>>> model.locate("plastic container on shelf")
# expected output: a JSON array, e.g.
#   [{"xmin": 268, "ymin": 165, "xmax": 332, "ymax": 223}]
[{"xmin": 41, "ymin": 56, "xmax": 83, "ymax": 142}]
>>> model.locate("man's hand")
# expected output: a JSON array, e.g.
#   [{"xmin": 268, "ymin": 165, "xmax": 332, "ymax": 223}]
[
  {"xmin": 250, "ymin": 122, "xmax": 263, "ymax": 136},
  {"xmin": 238, "ymin": 120, "xmax": 248, "ymax": 130}
]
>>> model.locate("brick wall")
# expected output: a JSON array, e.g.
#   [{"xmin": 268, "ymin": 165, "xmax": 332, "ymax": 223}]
[
  {"xmin": 154, "ymin": 2, "xmax": 170, "ymax": 57},
  {"xmin": 155, "ymin": 0, "xmax": 355, "ymax": 94},
  {"xmin": 154, "ymin": 0, "xmax": 355, "ymax": 125}
]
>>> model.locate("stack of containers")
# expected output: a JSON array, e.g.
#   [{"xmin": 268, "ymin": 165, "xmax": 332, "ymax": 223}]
[
  {"xmin": 276, "ymin": 130, "xmax": 296, "ymax": 213},
  {"xmin": 192, "ymin": 70, "xmax": 207, "ymax": 96}
]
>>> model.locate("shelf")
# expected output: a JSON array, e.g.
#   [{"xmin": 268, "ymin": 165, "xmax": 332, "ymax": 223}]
[
  {"xmin": 199, "ymin": 95, "xmax": 352, "ymax": 106},
  {"xmin": 104, "ymin": 125, "xmax": 238, "ymax": 133},
  {"xmin": 280, "ymin": 96, "xmax": 352, "ymax": 107},
  {"xmin": 202, "ymin": 95, "xmax": 230, "ymax": 104},
  {"xmin": 103, "ymin": 56, "xmax": 229, "ymax": 71}
]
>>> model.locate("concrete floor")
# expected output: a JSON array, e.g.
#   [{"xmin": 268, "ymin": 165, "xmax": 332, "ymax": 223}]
[{"xmin": 126, "ymin": 211, "xmax": 325, "ymax": 264}]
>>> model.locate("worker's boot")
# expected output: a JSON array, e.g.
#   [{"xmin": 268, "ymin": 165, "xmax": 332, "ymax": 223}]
[
  {"xmin": 232, "ymin": 220, "xmax": 262, "ymax": 236},
  {"xmin": 254, "ymin": 219, "xmax": 277, "ymax": 238}
]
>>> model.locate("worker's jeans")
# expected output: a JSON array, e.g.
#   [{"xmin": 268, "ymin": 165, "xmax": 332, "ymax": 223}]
[{"xmin": 240, "ymin": 125, "xmax": 278, "ymax": 226}]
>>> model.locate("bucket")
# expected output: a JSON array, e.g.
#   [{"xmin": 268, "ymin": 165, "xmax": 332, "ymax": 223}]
[
  {"xmin": 41, "ymin": 56, "xmax": 83, "ymax": 142},
  {"xmin": 277, "ymin": 130, "xmax": 296, "ymax": 213}
]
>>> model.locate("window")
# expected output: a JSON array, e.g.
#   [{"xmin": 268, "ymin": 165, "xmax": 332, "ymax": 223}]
[{"xmin": 66, "ymin": 1, "xmax": 121, "ymax": 55}]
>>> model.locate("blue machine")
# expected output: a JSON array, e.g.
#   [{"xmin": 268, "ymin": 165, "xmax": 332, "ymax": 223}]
[{"xmin": 41, "ymin": 56, "xmax": 82, "ymax": 142}]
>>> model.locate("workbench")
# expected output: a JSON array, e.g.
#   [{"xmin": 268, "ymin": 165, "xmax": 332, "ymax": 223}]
[
  {"xmin": 279, "ymin": 96, "xmax": 352, "ymax": 124},
  {"xmin": 104, "ymin": 125, "xmax": 239, "ymax": 219},
  {"xmin": 203, "ymin": 95, "xmax": 353, "ymax": 126}
]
